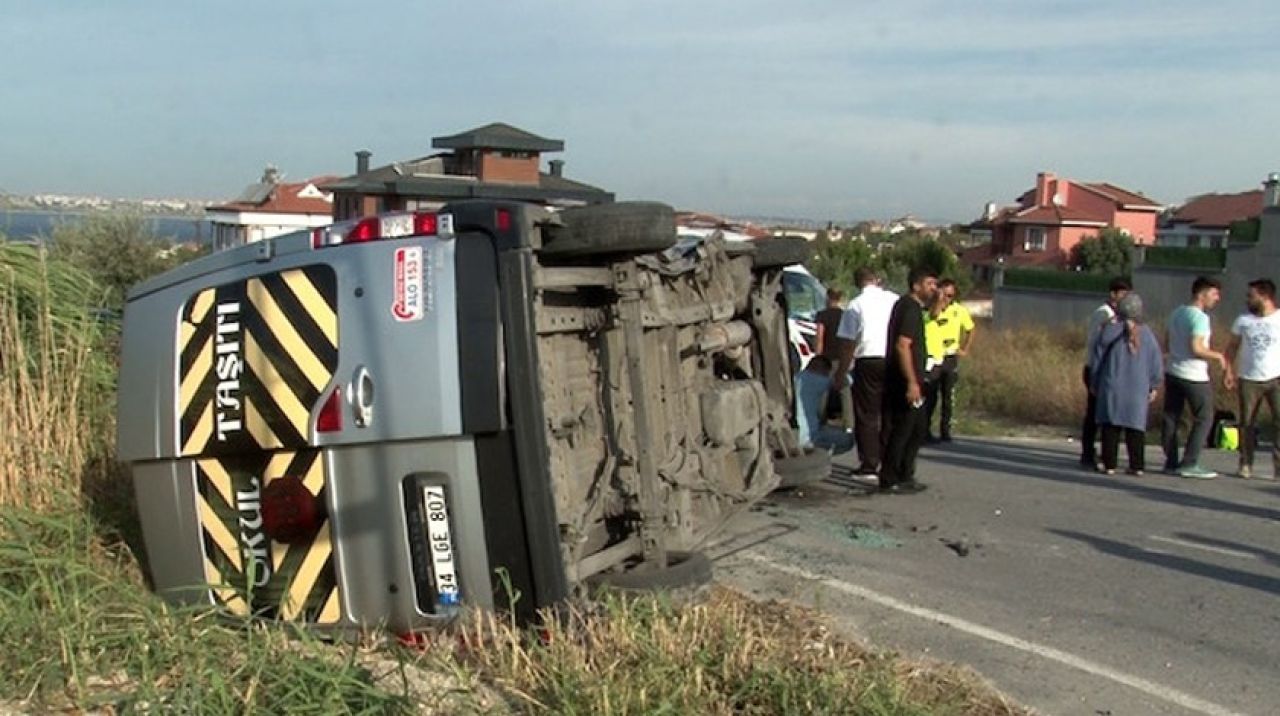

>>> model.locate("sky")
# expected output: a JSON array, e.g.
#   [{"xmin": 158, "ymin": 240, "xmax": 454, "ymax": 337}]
[{"xmin": 1, "ymin": 1, "xmax": 1278, "ymax": 223}]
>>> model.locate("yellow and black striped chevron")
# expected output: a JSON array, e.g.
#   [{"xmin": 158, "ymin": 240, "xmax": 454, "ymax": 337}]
[
  {"xmin": 197, "ymin": 450, "xmax": 342, "ymax": 623},
  {"xmin": 178, "ymin": 265, "xmax": 338, "ymax": 457}
]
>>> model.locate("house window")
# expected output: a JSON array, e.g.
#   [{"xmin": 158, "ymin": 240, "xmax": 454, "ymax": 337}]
[
  {"xmin": 1187, "ymin": 234, "xmax": 1201, "ymax": 248},
  {"xmin": 1023, "ymin": 227, "xmax": 1046, "ymax": 252}
]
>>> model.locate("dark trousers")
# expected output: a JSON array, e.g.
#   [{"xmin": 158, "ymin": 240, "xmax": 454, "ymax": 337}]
[
  {"xmin": 1239, "ymin": 377, "xmax": 1280, "ymax": 470},
  {"xmin": 852, "ymin": 358, "xmax": 886, "ymax": 471},
  {"xmin": 880, "ymin": 398, "xmax": 927, "ymax": 487},
  {"xmin": 1100, "ymin": 424, "xmax": 1145, "ymax": 471},
  {"xmin": 925, "ymin": 356, "xmax": 959, "ymax": 438},
  {"xmin": 1080, "ymin": 366, "xmax": 1099, "ymax": 464},
  {"xmin": 1161, "ymin": 375, "xmax": 1213, "ymax": 470}
]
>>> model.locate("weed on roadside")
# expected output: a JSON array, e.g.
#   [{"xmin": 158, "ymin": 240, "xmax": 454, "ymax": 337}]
[
  {"xmin": 454, "ymin": 586, "xmax": 1028, "ymax": 715},
  {"xmin": 0, "ymin": 504, "xmax": 421, "ymax": 715}
]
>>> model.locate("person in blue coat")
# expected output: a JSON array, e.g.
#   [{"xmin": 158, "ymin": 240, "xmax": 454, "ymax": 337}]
[{"xmin": 1090, "ymin": 293, "xmax": 1164, "ymax": 475}]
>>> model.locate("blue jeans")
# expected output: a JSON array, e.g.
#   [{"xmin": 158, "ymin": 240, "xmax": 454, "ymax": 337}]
[
  {"xmin": 1161, "ymin": 375, "xmax": 1213, "ymax": 469},
  {"xmin": 812, "ymin": 426, "xmax": 855, "ymax": 455}
]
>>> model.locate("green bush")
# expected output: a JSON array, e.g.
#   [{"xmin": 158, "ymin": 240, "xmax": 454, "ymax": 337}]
[
  {"xmin": 47, "ymin": 213, "xmax": 208, "ymax": 310},
  {"xmin": 1229, "ymin": 218, "xmax": 1260, "ymax": 243},
  {"xmin": 1001, "ymin": 268, "xmax": 1112, "ymax": 294},
  {"xmin": 1142, "ymin": 246, "xmax": 1227, "ymax": 270},
  {"xmin": 1070, "ymin": 228, "xmax": 1133, "ymax": 276}
]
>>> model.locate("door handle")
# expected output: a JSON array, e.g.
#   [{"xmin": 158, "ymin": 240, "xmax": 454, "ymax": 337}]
[{"xmin": 351, "ymin": 365, "xmax": 375, "ymax": 428}]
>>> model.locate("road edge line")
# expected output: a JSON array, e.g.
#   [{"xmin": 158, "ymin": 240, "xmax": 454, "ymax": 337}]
[{"xmin": 739, "ymin": 550, "xmax": 1247, "ymax": 716}]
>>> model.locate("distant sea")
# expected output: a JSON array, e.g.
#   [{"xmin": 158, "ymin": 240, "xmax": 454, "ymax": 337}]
[{"xmin": 0, "ymin": 210, "xmax": 212, "ymax": 244}]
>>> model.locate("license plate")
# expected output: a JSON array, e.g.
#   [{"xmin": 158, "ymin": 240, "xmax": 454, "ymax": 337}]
[{"xmin": 421, "ymin": 486, "xmax": 460, "ymax": 605}]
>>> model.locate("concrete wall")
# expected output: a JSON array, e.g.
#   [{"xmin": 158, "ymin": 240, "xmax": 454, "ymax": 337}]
[
  {"xmin": 993, "ymin": 286, "xmax": 1104, "ymax": 330},
  {"xmin": 1129, "ymin": 266, "xmax": 1219, "ymax": 328}
]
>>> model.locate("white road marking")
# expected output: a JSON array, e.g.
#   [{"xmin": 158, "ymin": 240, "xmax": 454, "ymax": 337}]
[
  {"xmin": 739, "ymin": 551, "xmax": 1248, "ymax": 716},
  {"xmin": 1148, "ymin": 535, "xmax": 1257, "ymax": 560}
]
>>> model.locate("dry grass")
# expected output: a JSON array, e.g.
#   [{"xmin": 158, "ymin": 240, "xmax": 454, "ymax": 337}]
[
  {"xmin": 453, "ymin": 586, "xmax": 1028, "ymax": 715},
  {"xmin": 959, "ymin": 321, "xmax": 1245, "ymax": 435},
  {"xmin": 961, "ymin": 325, "xmax": 1087, "ymax": 429}
]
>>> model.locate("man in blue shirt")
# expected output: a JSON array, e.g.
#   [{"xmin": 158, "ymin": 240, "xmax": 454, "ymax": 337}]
[
  {"xmin": 1162, "ymin": 276, "xmax": 1228, "ymax": 479},
  {"xmin": 795, "ymin": 354, "xmax": 855, "ymax": 455}
]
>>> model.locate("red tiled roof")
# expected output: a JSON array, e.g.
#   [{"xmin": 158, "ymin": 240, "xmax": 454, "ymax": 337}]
[
  {"xmin": 1078, "ymin": 182, "xmax": 1162, "ymax": 209},
  {"xmin": 212, "ymin": 178, "xmax": 336, "ymax": 215},
  {"xmin": 1007, "ymin": 205, "xmax": 1108, "ymax": 226},
  {"xmin": 1170, "ymin": 190, "xmax": 1264, "ymax": 229},
  {"xmin": 959, "ymin": 243, "xmax": 996, "ymax": 266}
]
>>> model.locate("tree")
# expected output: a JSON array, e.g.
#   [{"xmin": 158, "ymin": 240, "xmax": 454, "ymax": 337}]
[
  {"xmin": 1070, "ymin": 228, "xmax": 1133, "ymax": 277},
  {"xmin": 807, "ymin": 234, "xmax": 970, "ymax": 297},
  {"xmin": 877, "ymin": 235, "xmax": 971, "ymax": 296},
  {"xmin": 48, "ymin": 213, "xmax": 209, "ymax": 310},
  {"xmin": 807, "ymin": 237, "xmax": 874, "ymax": 295}
]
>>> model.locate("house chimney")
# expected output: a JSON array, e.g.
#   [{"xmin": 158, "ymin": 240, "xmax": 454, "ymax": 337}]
[
  {"xmin": 355, "ymin": 150, "xmax": 372, "ymax": 175},
  {"xmin": 549, "ymin": 159, "xmax": 564, "ymax": 177},
  {"xmin": 1264, "ymin": 172, "xmax": 1280, "ymax": 208},
  {"xmin": 1034, "ymin": 172, "xmax": 1055, "ymax": 207},
  {"xmin": 984, "ymin": 201, "xmax": 997, "ymax": 220}
]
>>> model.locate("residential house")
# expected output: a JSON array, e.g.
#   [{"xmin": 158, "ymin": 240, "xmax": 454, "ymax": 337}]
[
  {"xmin": 965, "ymin": 171, "xmax": 1163, "ymax": 272},
  {"xmin": 207, "ymin": 167, "xmax": 337, "ymax": 251},
  {"xmin": 323, "ymin": 122, "xmax": 613, "ymax": 221},
  {"xmin": 1156, "ymin": 179, "xmax": 1274, "ymax": 248}
]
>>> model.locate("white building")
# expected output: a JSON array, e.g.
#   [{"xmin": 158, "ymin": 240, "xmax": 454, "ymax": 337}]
[{"xmin": 208, "ymin": 167, "xmax": 337, "ymax": 251}]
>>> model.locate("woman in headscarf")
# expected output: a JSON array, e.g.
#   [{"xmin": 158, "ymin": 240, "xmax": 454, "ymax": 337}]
[{"xmin": 1089, "ymin": 293, "xmax": 1164, "ymax": 475}]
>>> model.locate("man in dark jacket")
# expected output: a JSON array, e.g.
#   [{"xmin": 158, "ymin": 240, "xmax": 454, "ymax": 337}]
[{"xmin": 879, "ymin": 267, "xmax": 939, "ymax": 494}]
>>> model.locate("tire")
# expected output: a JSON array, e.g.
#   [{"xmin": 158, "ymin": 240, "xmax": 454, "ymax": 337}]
[
  {"xmin": 774, "ymin": 447, "xmax": 832, "ymax": 488},
  {"xmin": 587, "ymin": 550, "xmax": 713, "ymax": 592},
  {"xmin": 751, "ymin": 236, "xmax": 812, "ymax": 269},
  {"xmin": 541, "ymin": 201, "xmax": 677, "ymax": 257}
]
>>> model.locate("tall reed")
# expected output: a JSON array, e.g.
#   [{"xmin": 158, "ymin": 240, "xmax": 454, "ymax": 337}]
[{"xmin": 0, "ymin": 243, "xmax": 115, "ymax": 510}]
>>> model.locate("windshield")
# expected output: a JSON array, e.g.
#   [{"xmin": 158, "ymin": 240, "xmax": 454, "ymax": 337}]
[{"xmin": 782, "ymin": 270, "xmax": 825, "ymax": 322}]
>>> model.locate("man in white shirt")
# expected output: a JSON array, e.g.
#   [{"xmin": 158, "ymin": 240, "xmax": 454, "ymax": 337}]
[
  {"xmin": 1225, "ymin": 278, "xmax": 1280, "ymax": 479},
  {"xmin": 1080, "ymin": 278, "xmax": 1131, "ymax": 469},
  {"xmin": 834, "ymin": 267, "xmax": 900, "ymax": 474}
]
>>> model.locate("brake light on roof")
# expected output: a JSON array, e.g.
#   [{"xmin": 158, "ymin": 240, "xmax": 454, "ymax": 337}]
[
  {"xmin": 413, "ymin": 213, "xmax": 438, "ymax": 236},
  {"xmin": 348, "ymin": 217, "xmax": 379, "ymax": 243},
  {"xmin": 312, "ymin": 211, "xmax": 452, "ymax": 248}
]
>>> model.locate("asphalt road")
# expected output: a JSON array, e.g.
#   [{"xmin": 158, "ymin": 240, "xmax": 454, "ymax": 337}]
[{"xmin": 709, "ymin": 438, "xmax": 1280, "ymax": 716}]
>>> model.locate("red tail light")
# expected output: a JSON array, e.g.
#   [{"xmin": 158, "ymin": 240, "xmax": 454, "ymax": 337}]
[
  {"xmin": 317, "ymin": 387, "xmax": 343, "ymax": 433},
  {"xmin": 260, "ymin": 475, "xmax": 324, "ymax": 544},
  {"xmin": 413, "ymin": 213, "xmax": 438, "ymax": 235},
  {"xmin": 348, "ymin": 218, "xmax": 379, "ymax": 243},
  {"xmin": 495, "ymin": 208, "xmax": 512, "ymax": 231}
]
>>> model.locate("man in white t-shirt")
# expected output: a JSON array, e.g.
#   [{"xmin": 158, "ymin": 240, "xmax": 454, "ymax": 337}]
[
  {"xmin": 834, "ymin": 267, "xmax": 900, "ymax": 474},
  {"xmin": 1225, "ymin": 278, "xmax": 1280, "ymax": 479},
  {"xmin": 1161, "ymin": 276, "xmax": 1228, "ymax": 479}
]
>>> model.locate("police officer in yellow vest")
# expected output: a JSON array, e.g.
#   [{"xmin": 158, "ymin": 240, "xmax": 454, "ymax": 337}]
[{"xmin": 924, "ymin": 278, "xmax": 976, "ymax": 442}]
